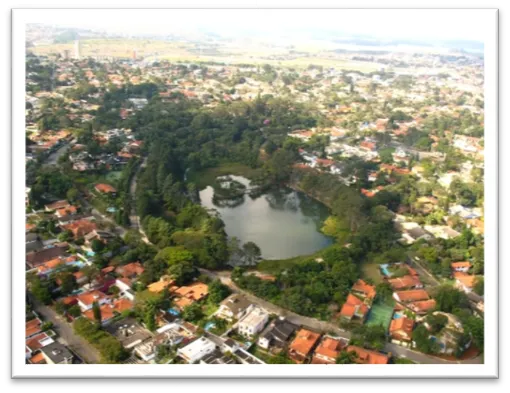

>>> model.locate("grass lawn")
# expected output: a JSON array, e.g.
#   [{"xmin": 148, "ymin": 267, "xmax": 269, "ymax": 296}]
[
  {"xmin": 105, "ymin": 171, "xmax": 123, "ymax": 184},
  {"xmin": 361, "ymin": 263, "xmax": 384, "ymax": 284},
  {"xmin": 365, "ymin": 301, "xmax": 394, "ymax": 330},
  {"xmin": 202, "ymin": 302, "xmax": 219, "ymax": 318},
  {"xmin": 257, "ymin": 253, "xmax": 316, "ymax": 274},
  {"xmin": 187, "ymin": 162, "xmax": 263, "ymax": 190}
]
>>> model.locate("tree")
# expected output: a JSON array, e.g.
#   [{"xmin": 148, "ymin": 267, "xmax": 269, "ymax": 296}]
[
  {"xmin": 167, "ymin": 260, "xmax": 197, "ymax": 286},
  {"xmin": 98, "ymin": 336, "xmax": 128, "ymax": 363},
  {"xmin": 66, "ymin": 187, "xmax": 79, "ymax": 202},
  {"xmin": 91, "ymin": 239, "xmax": 105, "ymax": 253},
  {"xmin": 433, "ymin": 285, "xmax": 469, "ymax": 313},
  {"xmin": 425, "ymin": 313, "xmax": 448, "ymax": 334},
  {"xmin": 81, "ymin": 265, "xmax": 100, "ymax": 286},
  {"xmin": 155, "ymin": 246, "xmax": 195, "ymax": 266},
  {"xmin": 182, "ymin": 303, "xmax": 204, "ymax": 323},
  {"xmin": 473, "ymin": 276, "xmax": 484, "ymax": 296},
  {"xmin": 58, "ymin": 271, "xmax": 77, "ymax": 295},
  {"xmin": 413, "ymin": 324, "xmax": 438, "ymax": 354},
  {"xmin": 208, "ymin": 279, "xmax": 231, "ymax": 304},
  {"xmin": 242, "ymin": 241, "xmax": 262, "ymax": 266},
  {"xmin": 92, "ymin": 301, "xmax": 102, "ymax": 324},
  {"xmin": 336, "ymin": 350, "xmax": 359, "ymax": 364},
  {"xmin": 350, "ymin": 325, "xmax": 387, "ymax": 351}
]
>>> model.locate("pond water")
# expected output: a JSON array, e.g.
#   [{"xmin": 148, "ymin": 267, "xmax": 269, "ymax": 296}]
[{"xmin": 199, "ymin": 175, "xmax": 333, "ymax": 260}]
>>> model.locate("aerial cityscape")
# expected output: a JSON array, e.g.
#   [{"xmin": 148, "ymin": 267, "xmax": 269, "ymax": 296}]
[{"xmin": 24, "ymin": 18, "xmax": 485, "ymax": 367}]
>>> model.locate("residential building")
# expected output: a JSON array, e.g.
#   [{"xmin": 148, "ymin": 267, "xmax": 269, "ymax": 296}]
[
  {"xmin": 177, "ymin": 337, "xmax": 216, "ymax": 364},
  {"xmin": 233, "ymin": 348, "xmax": 265, "ymax": 364},
  {"xmin": 217, "ymin": 294, "xmax": 253, "ymax": 320},
  {"xmin": 345, "ymin": 345, "xmax": 389, "ymax": 364},
  {"xmin": 288, "ymin": 328, "xmax": 321, "ymax": 364},
  {"xmin": 40, "ymin": 342, "xmax": 74, "ymax": 364},
  {"xmin": 105, "ymin": 317, "xmax": 152, "ymax": 349},
  {"xmin": 237, "ymin": 306, "xmax": 269, "ymax": 337},
  {"xmin": 389, "ymin": 317, "xmax": 415, "ymax": 342},
  {"xmin": 393, "ymin": 289, "xmax": 430, "ymax": 304},
  {"xmin": 312, "ymin": 336, "xmax": 347, "ymax": 364},
  {"xmin": 257, "ymin": 317, "xmax": 297, "ymax": 350},
  {"xmin": 338, "ymin": 293, "xmax": 369, "ymax": 322},
  {"xmin": 76, "ymin": 290, "xmax": 109, "ymax": 311}
]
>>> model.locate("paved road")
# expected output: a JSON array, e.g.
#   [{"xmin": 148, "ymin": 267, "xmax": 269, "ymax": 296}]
[
  {"xmin": 30, "ymin": 296, "xmax": 101, "ymax": 364},
  {"xmin": 42, "ymin": 139, "xmax": 76, "ymax": 168},
  {"xmin": 128, "ymin": 157, "xmax": 150, "ymax": 243},
  {"xmin": 199, "ymin": 269, "xmax": 483, "ymax": 365}
]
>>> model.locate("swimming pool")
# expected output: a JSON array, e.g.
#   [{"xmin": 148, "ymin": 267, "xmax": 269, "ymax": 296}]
[
  {"xmin": 204, "ymin": 322, "xmax": 216, "ymax": 331},
  {"xmin": 167, "ymin": 308, "xmax": 180, "ymax": 316},
  {"xmin": 86, "ymin": 251, "xmax": 96, "ymax": 257},
  {"xmin": 380, "ymin": 264, "xmax": 391, "ymax": 277}
]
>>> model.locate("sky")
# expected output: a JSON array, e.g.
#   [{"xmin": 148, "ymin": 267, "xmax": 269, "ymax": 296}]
[{"xmin": 27, "ymin": 9, "xmax": 491, "ymax": 44}]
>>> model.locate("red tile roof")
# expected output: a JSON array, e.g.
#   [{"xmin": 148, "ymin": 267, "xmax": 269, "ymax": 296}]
[
  {"xmin": 95, "ymin": 183, "xmax": 117, "ymax": 193},
  {"xmin": 339, "ymin": 293, "xmax": 369, "ymax": 319},
  {"xmin": 389, "ymin": 317, "xmax": 414, "ymax": 340},
  {"xmin": 394, "ymin": 289, "xmax": 429, "ymax": 303},
  {"xmin": 346, "ymin": 345, "xmax": 389, "ymax": 364},
  {"xmin": 351, "ymin": 279, "xmax": 377, "ymax": 299}
]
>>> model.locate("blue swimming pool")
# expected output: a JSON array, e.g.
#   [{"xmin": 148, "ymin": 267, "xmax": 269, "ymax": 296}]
[
  {"xmin": 380, "ymin": 264, "xmax": 391, "ymax": 277},
  {"xmin": 167, "ymin": 308, "xmax": 180, "ymax": 316},
  {"xmin": 204, "ymin": 322, "xmax": 216, "ymax": 331},
  {"xmin": 86, "ymin": 251, "xmax": 96, "ymax": 257}
]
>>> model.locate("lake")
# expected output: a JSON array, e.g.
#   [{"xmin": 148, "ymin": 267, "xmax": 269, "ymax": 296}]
[{"xmin": 199, "ymin": 175, "xmax": 333, "ymax": 260}]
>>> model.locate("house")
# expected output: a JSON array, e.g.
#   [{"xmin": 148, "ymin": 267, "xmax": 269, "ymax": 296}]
[
  {"xmin": 389, "ymin": 317, "xmax": 415, "ymax": 342},
  {"xmin": 257, "ymin": 317, "xmax": 298, "ymax": 350},
  {"xmin": 237, "ymin": 306, "xmax": 269, "ymax": 337},
  {"xmin": 44, "ymin": 200, "xmax": 70, "ymax": 211},
  {"xmin": 338, "ymin": 293, "xmax": 370, "ymax": 322},
  {"xmin": 26, "ymin": 318, "xmax": 42, "ymax": 339},
  {"xmin": 451, "ymin": 261, "xmax": 472, "ymax": 273},
  {"xmin": 26, "ymin": 243, "xmax": 68, "ymax": 269},
  {"xmin": 360, "ymin": 140, "xmax": 377, "ymax": 151},
  {"xmin": 83, "ymin": 303, "xmax": 115, "ymax": 325},
  {"xmin": 84, "ymin": 230, "xmax": 116, "ymax": 245},
  {"xmin": 217, "ymin": 294, "xmax": 253, "ymax": 320},
  {"xmin": 134, "ymin": 323, "xmax": 191, "ymax": 361},
  {"xmin": 453, "ymin": 272, "xmax": 477, "ymax": 293},
  {"xmin": 407, "ymin": 299, "xmax": 437, "ymax": 315},
  {"xmin": 63, "ymin": 219, "xmax": 97, "ymax": 238},
  {"xmin": 388, "ymin": 275, "xmax": 423, "ymax": 290},
  {"xmin": 177, "ymin": 337, "xmax": 216, "ymax": 364},
  {"xmin": 26, "ymin": 233, "xmax": 44, "ymax": 253},
  {"xmin": 288, "ymin": 328, "xmax": 321, "ymax": 364},
  {"xmin": 312, "ymin": 336, "xmax": 347, "ymax": 364},
  {"xmin": 147, "ymin": 276, "xmax": 175, "ymax": 293},
  {"xmin": 233, "ymin": 348, "xmax": 265, "ymax": 364},
  {"xmin": 351, "ymin": 279, "xmax": 377, "ymax": 300},
  {"xmin": 40, "ymin": 342, "xmax": 74, "ymax": 364},
  {"xmin": 393, "ymin": 289, "xmax": 430, "ymax": 303},
  {"xmin": 94, "ymin": 183, "xmax": 117, "ymax": 194},
  {"xmin": 76, "ymin": 290, "xmax": 109, "ymax": 311},
  {"xmin": 345, "ymin": 345, "xmax": 389, "ymax": 364},
  {"xmin": 55, "ymin": 205, "xmax": 78, "ymax": 218},
  {"xmin": 115, "ymin": 261, "xmax": 145, "ymax": 279},
  {"xmin": 112, "ymin": 297, "xmax": 134, "ymax": 313},
  {"xmin": 172, "ymin": 282, "xmax": 209, "ymax": 311},
  {"xmin": 105, "ymin": 317, "xmax": 152, "ymax": 349},
  {"xmin": 424, "ymin": 225, "xmax": 461, "ymax": 240},
  {"xmin": 26, "ymin": 332, "xmax": 54, "ymax": 358},
  {"xmin": 200, "ymin": 349, "xmax": 237, "ymax": 364}
]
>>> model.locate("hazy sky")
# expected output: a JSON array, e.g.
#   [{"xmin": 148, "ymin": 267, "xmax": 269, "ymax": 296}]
[{"xmin": 28, "ymin": 9, "xmax": 491, "ymax": 43}]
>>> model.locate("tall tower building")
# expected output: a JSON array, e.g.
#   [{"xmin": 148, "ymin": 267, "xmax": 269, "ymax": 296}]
[{"xmin": 74, "ymin": 40, "xmax": 81, "ymax": 59}]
